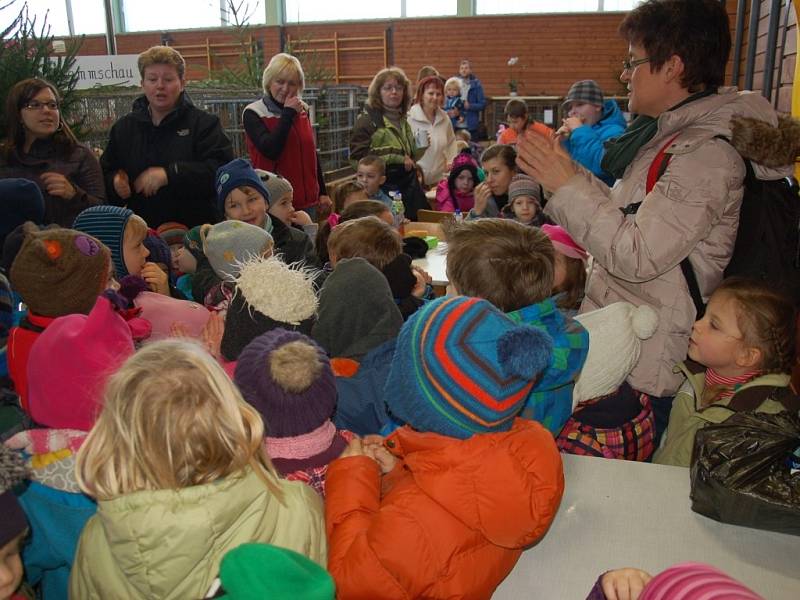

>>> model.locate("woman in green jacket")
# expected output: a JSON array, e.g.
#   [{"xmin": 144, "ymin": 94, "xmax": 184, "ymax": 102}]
[
  {"xmin": 70, "ymin": 340, "xmax": 325, "ymax": 600},
  {"xmin": 349, "ymin": 67, "xmax": 428, "ymax": 220}
]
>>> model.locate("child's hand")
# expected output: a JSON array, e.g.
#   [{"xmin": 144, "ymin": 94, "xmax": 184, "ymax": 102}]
[
  {"xmin": 411, "ymin": 266, "xmax": 432, "ymax": 298},
  {"xmin": 600, "ymin": 568, "xmax": 652, "ymax": 600},
  {"xmin": 474, "ymin": 182, "xmax": 492, "ymax": 215},
  {"xmin": 113, "ymin": 170, "xmax": 132, "ymax": 199},
  {"xmin": 141, "ymin": 262, "xmax": 169, "ymax": 295},
  {"xmin": 362, "ymin": 435, "xmax": 399, "ymax": 474},
  {"xmin": 290, "ymin": 210, "xmax": 313, "ymax": 226},
  {"xmin": 563, "ymin": 116, "xmax": 584, "ymax": 132},
  {"xmin": 339, "ymin": 437, "xmax": 366, "ymax": 459},
  {"xmin": 201, "ymin": 311, "xmax": 224, "ymax": 358}
]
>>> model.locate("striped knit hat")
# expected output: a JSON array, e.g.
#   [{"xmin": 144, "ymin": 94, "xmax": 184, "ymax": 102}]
[
  {"xmin": 73, "ymin": 205, "xmax": 135, "ymax": 278},
  {"xmin": 385, "ymin": 296, "xmax": 554, "ymax": 439},
  {"xmin": 640, "ymin": 562, "xmax": 763, "ymax": 600}
]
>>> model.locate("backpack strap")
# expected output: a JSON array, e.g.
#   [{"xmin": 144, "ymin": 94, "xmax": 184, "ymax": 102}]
[
  {"xmin": 619, "ymin": 133, "xmax": 706, "ymax": 317},
  {"xmin": 725, "ymin": 385, "xmax": 800, "ymax": 413}
]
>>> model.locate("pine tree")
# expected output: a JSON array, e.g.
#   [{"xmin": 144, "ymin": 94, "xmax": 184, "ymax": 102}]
[{"xmin": 0, "ymin": 0, "xmax": 83, "ymax": 139}]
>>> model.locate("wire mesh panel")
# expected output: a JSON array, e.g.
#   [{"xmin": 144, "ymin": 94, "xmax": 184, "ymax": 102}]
[{"xmin": 71, "ymin": 85, "xmax": 368, "ymax": 174}]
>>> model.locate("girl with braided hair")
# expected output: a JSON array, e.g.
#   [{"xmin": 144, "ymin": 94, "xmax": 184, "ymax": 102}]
[{"xmin": 654, "ymin": 277, "xmax": 798, "ymax": 467}]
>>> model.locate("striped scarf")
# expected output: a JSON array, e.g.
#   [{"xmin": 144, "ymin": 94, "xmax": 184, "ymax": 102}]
[{"xmin": 704, "ymin": 368, "xmax": 761, "ymax": 402}]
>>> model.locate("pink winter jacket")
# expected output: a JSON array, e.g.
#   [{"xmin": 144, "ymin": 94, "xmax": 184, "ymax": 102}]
[{"xmin": 544, "ymin": 88, "xmax": 792, "ymax": 397}]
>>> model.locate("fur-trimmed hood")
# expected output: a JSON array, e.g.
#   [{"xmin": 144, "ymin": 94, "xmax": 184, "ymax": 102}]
[{"xmin": 731, "ymin": 113, "xmax": 800, "ymax": 169}]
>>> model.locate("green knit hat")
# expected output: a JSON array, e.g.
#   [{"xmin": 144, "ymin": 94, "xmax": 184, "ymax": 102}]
[{"xmin": 218, "ymin": 544, "xmax": 334, "ymax": 600}]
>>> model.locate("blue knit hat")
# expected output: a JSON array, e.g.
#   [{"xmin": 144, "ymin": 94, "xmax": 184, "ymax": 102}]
[
  {"xmin": 73, "ymin": 205, "xmax": 135, "ymax": 278},
  {"xmin": 0, "ymin": 178, "xmax": 44, "ymax": 245},
  {"xmin": 216, "ymin": 158, "xmax": 271, "ymax": 214},
  {"xmin": 385, "ymin": 296, "xmax": 554, "ymax": 439}
]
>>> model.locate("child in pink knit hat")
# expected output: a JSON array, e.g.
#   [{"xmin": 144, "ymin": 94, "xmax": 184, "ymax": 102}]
[
  {"xmin": 434, "ymin": 151, "xmax": 480, "ymax": 213},
  {"xmin": 542, "ymin": 224, "xmax": 589, "ymax": 315},
  {"xmin": 5, "ymin": 295, "xmax": 146, "ymax": 600},
  {"xmin": 587, "ymin": 562, "xmax": 763, "ymax": 600}
]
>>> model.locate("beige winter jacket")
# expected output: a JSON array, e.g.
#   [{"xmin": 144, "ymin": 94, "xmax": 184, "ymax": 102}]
[{"xmin": 545, "ymin": 88, "xmax": 792, "ymax": 397}]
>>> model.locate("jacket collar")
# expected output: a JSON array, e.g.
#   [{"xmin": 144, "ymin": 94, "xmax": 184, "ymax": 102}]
[{"xmin": 131, "ymin": 91, "xmax": 193, "ymax": 126}]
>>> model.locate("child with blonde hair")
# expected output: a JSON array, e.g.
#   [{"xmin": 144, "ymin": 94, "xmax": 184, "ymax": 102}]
[
  {"xmin": 70, "ymin": 340, "xmax": 326, "ymax": 599},
  {"xmin": 654, "ymin": 278, "xmax": 800, "ymax": 467},
  {"xmin": 72, "ymin": 205, "xmax": 169, "ymax": 295},
  {"xmin": 443, "ymin": 77, "xmax": 466, "ymax": 131}
]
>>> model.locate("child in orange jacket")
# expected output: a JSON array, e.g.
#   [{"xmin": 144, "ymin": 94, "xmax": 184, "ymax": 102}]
[{"xmin": 325, "ymin": 295, "xmax": 565, "ymax": 600}]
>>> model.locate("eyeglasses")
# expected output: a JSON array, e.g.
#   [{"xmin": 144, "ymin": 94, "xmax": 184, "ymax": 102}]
[
  {"xmin": 381, "ymin": 85, "xmax": 404, "ymax": 93},
  {"xmin": 23, "ymin": 100, "xmax": 60, "ymax": 111},
  {"xmin": 622, "ymin": 57, "xmax": 650, "ymax": 72}
]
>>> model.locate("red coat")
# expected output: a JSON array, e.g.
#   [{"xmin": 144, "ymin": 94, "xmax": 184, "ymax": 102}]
[
  {"xmin": 7, "ymin": 313, "xmax": 56, "ymax": 413},
  {"xmin": 325, "ymin": 418, "xmax": 564, "ymax": 599}
]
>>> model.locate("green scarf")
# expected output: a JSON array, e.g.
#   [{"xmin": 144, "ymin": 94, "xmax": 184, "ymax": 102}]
[{"xmin": 601, "ymin": 89, "xmax": 717, "ymax": 180}]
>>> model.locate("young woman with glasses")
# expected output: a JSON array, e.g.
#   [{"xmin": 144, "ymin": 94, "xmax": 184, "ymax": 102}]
[{"xmin": 0, "ymin": 78, "xmax": 105, "ymax": 227}]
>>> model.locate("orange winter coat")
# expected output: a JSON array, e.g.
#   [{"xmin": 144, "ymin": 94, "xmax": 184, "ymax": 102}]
[{"xmin": 325, "ymin": 418, "xmax": 564, "ymax": 600}]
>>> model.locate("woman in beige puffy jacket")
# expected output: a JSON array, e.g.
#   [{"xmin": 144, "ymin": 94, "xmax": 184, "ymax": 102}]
[{"xmin": 516, "ymin": 0, "xmax": 794, "ymax": 435}]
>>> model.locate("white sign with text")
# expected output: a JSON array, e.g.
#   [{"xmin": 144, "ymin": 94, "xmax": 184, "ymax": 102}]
[{"xmin": 70, "ymin": 55, "xmax": 141, "ymax": 89}]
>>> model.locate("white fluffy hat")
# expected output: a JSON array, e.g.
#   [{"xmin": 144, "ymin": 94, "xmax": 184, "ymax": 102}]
[{"xmin": 572, "ymin": 302, "xmax": 659, "ymax": 405}]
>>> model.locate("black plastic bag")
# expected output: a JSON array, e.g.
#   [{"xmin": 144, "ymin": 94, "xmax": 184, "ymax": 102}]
[{"xmin": 690, "ymin": 411, "xmax": 800, "ymax": 536}]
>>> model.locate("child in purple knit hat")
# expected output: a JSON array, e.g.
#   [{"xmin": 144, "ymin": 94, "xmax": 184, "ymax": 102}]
[{"xmin": 234, "ymin": 329, "xmax": 354, "ymax": 497}]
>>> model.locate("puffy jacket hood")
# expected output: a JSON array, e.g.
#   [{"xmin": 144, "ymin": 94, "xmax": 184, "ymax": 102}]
[
  {"xmin": 657, "ymin": 87, "xmax": 792, "ymax": 179},
  {"xmin": 72, "ymin": 467, "xmax": 325, "ymax": 599},
  {"xmin": 389, "ymin": 419, "xmax": 563, "ymax": 548}
]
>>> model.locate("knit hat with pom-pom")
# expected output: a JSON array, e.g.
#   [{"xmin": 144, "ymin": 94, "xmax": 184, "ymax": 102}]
[
  {"xmin": 220, "ymin": 255, "xmax": 318, "ymax": 361},
  {"xmin": 385, "ymin": 295, "xmax": 554, "ymax": 439},
  {"xmin": 234, "ymin": 329, "xmax": 347, "ymax": 484},
  {"xmin": 572, "ymin": 302, "xmax": 659, "ymax": 404},
  {"xmin": 235, "ymin": 329, "xmax": 336, "ymax": 438}
]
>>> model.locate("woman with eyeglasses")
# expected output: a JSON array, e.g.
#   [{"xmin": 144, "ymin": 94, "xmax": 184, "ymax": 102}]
[
  {"xmin": 516, "ymin": 0, "xmax": 795, "ymax": 440},
  {"xmin": 0, "ymin": 78, "xmax": 105, "ymax": 227},
  {"xmin": 349, "ymin": 67, "xmax": 429, "ymax": 220}
]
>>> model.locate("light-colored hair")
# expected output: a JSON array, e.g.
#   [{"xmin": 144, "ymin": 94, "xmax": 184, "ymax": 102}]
[
  {"xmin": 138, "ymin": 46, "xmax": 186, "ymax": 79},
  {"xmin": 366, "ymin": 67, "xmax": 412, "ymax": 115},
  {"xmin": 315, "ymin": 199, "xmax": 392, "ymax": 266},
  {"xmin": 444, "ymin": 77, "xmax": 463, "ymax": 94},
  {"xmin": 75, "ymin": 340, "xmax": 285, "ymax": 502},
  {"xmin": 357, "ymin": 155, "xmax": 386, "ymax": 176},
  {"xmin": 417, "ymin": 65, "xmax": 439, "ymax": 82},
  {"xmin": 711, "ymin": 278, "xmax": 796, "ymax": 375},
  {"xmin": 262, "ymin": 53, "xmax": 305, "ymax": 94},
  {"xmin": 331, "ymin": 180, "xmax": 368, "ymax": 214},
  {"xmin": 446, "ymin": 219, "xmax": 554, "ymax": 312},
  {"xmin": 328, "ymin": 216, "xmax": 402, "ymax": 270},
  {"xmin": 123, "ymin": 213, "xmax": 149, "ymax": 244}
]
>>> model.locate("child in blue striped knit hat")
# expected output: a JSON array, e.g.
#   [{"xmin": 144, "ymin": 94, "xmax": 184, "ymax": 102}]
[
  {"xmin": 325, "ymin": 295, "xmax": 564, "ymax": 599},
  {"xmin": 73, "ymin": 205, "xmax": 170, "ymax": 296},
  {"xmin": 446, "ymin": 218, "xmax": 589, "ymax": 434}
]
